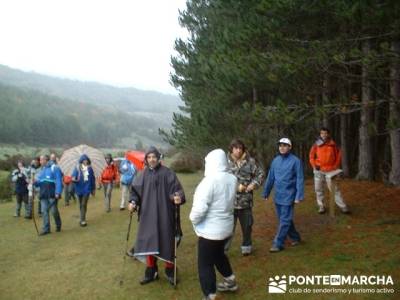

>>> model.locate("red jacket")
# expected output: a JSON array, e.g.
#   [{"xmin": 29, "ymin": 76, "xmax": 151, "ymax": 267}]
[
  {"xmin": 309, "ymin": 139, "xmax": 341, "ymax": 172},
  {"xmin": 101, "ymin": 163, "xmax": 118, "ymax": 183}
]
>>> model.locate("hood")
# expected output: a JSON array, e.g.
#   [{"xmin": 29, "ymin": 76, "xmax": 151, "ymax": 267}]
[
  {"xmin": 315, "ymin": 137, "xmax": 335, "ymax": 147},
  {"xmin": 204, "ymin": 149, "xmax": 228, "ymax": 177},
  {"xmin": 145, "ymin": 146, "xmax": 161, "ymax": 162},
  {"xmin": 120, "ymin": 159, "xmax": 131, "ymax": 170},
  {"xmin": 229, "ymin": 151, "xmax": 247, "ymax": 163},
  {"xmin": 79, "ymin": 154, "xmax": 91, "ymax": 164}
]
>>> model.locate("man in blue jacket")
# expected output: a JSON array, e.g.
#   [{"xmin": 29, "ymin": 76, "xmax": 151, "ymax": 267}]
[
  {"xmin": 262, "ymin": 138, "xmax": 304, "ymax": 252},
  {"xmin": 119, "ymin": 158, "xmax": 136, "ymax": 210},
  {"xmin": 35, "ymin": 154, "xmax": 63, "ymax": 236}
]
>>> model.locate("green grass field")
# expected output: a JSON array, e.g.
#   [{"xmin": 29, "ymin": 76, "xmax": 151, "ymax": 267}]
[{"xmin": 0, "ymin": 172, "xmax": 399, "ymax": 300}]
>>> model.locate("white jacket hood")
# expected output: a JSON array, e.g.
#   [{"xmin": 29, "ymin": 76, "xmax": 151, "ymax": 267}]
[{"xmin": 204, "ymin": 149, "xmax": 228, "ymax": 177}]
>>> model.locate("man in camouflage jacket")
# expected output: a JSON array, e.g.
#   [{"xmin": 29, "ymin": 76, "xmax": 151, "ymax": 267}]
[{"xmin": 226, "ymin": 139, "xmax": 264, "ymax": 256}]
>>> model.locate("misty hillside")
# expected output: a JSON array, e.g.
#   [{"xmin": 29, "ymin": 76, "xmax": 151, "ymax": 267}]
[
  {"xmin": 0, "ymin": 64, "xmax": 184, "ymax": 148},
  {"xmin": 0, "ymin": 83, "xmax": 165, "ymax": 148},
  {"xmin": 0, "ymin": 64, "xmax": 182, "ymax": 115}
]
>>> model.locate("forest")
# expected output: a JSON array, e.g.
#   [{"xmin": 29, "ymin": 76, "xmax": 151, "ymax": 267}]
[{"xmin": 164, "ymin": 0, "xmax": 400, "ymax": 185}]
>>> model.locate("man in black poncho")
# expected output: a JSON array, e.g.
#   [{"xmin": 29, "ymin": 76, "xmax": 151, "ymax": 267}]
[{"xmin": 128, "ymin": 146, "xmax": 185, "ymax": 285}]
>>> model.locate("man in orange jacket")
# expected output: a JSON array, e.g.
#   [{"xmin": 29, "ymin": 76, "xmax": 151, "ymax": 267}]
[
  {"xmin": 101, "ymin": 153, "xmax": 119, "ymax": 212},
  {"xmin": 309, "ymin": 128, "xmax": 350, "ymax": 214}
]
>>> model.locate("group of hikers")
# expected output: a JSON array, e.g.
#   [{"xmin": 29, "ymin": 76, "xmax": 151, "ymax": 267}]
[
  {"xmin": 11, "ymin": 127, "xmax": 349, "ymax": 300},
  {"xmin": 11, "ymin": 152, "xmax": 136, "ymax": 232},
  {"xmin": 126, "ymin": 127, "xmax": 349, "ymax": 300}
]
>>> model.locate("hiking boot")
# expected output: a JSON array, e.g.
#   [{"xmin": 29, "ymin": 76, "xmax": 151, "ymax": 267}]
[
  {"xmin": 217, "ymin": 277, "xmax": 238, "ymax": 292},
  {"xmin": 140, "ymin": 266, "xmax": 159, "ymax": 285},
  {"xmin": 126, "ymin": 247, "xmax": 135, "ymax": 257},
  {"xmin": 341, "ymin": 207, "xmax": 351, "ymax": 214},
  {"xmin": 165, "ymin": 267, "xmax": 177, "ymax": 286},
  {"xmin": 318, "ymin": 207, "xmax": 326, "ymax": 214},
  {"xmin": 269, "ymin": 246, "xmax": 282, "ymax": 253},
  {"xmin": 290, "ymin": 240, "xmax": 301, "ymax": 247},
  {"xmin": 241, "ymin": 246, "xmax": 252, "ymax": 256}
]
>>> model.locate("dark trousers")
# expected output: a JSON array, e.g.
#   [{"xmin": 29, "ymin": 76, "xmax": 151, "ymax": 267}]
[
  {"xmin": 15, "ymin": 193, "xmax": 29, "ymax": 217},
  {"xmin": 64, "ymin": 183, "xmax": 76, "ymax": 205},
  {"xmin": 78, "ymin": 195, "xmax": 89, "ymax": 222},
  {"xmin": 198, "ymin": 237, "xmax": 233, "ymax": 296},
  {"xmin": 225, "ymin": 208, "xmax": 253, "ymax": 252}
]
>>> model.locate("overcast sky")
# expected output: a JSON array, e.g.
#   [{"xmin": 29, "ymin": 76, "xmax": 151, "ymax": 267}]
[{"xmin": 0, "ymin": 0, "xmax": 188, "ymax": 95}]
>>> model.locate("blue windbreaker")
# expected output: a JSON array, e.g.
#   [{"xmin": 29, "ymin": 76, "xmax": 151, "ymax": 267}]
[
  {"xmin": 35, "ymin": 162, "xmax": 63, "ymax": 199},
  {"xmin": 72, "ymin": 154, "xmax": 96, "ymax": 197},
  {"xmin": 119, "ymin": 159, "xmax": 136, "ymax": 185},
  {"xmin": 262, "ymin": 152, "xmax": 304, "ymax": 205}
]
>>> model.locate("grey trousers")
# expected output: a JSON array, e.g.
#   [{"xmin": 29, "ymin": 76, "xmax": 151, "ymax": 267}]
[
  {"xmin": 103, "ymin": 182, "xmax": 113, "ymax": 212},
  {"xmin": 313, "ymin": 170, "xmax": 347, "ymax": 209},
  {"xmin": 78, "ymin": 195, "xmax": 89, "ymax": 222}
]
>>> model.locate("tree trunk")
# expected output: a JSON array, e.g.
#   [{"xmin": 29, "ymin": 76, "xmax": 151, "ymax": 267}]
[
  {"xmin": 340, "ymin": 112, "xmax": 350, "ymax": 177},
  {"xmin": 389, "ymin": 40, "xmax": 400, "ymax": 186},
  {"xmin": 322, "ymin": 74, "xmax": 330, "ymax": 128},
  {"xmin": 339, "ymin": 83, "xmax": 350, "ymax": 177},
  {"xmin": 357, "ymin": 40, "xmax": 374, "ymax": 180}
]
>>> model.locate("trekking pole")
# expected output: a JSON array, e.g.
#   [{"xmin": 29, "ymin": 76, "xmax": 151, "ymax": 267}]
[
  {"xmin": 31, "ymin": 196, "xmax": 40, "ymax": 236},
  {"xmin": 173, "ymin": 203, "xmax": 179, "ymax": 288},
  {"xmin": 30, "ymin": 173, "xmax": 39, "ymax": 236},
  {"xmin": 119, "ymin": 210, "xmax": 134, "ymax": 286}
]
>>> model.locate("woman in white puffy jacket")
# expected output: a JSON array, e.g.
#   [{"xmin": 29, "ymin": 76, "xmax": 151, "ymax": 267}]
[{"xmin": 190, "ymin": 149, "xmax": 239, "ymax": 300}]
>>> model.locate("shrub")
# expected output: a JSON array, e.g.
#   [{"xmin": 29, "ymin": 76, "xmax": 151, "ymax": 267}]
[
  {"xmin": 0, "ymin": 154, "xmax": 27, "ymax": 171},
  {"xmin": 169, "ymin": 152, "xmax": 203, "ymax": 173},
  {"xmin": 0, "ymin": 173, "xmax": 13, "ymax": 203}
]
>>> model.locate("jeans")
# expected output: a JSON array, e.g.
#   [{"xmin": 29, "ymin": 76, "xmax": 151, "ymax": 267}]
[
  {"xmin": 224, "ymin": 208, "xmax": 253, "ymax": 254},
  {"xmin": 78, "ymin": 195, "xmax": 89, "ymax": 222},
  {"xmin": 40, "ymin": 198, "xmax": 62, "ymax": 233},
  {"xmin": 103, "ymin": 182, "xmax": 113, "ymax": 212},
  {"xmin": 15, "ymin": 193, "xmax": 29, "ymax": 217},
  {"xmin": 198, "ymin": 237, "xmax": 233, "ymax": 297},
  {"xmin": 120, "ymin": 184, "xmax": 130, "ymax": 208},
  {"xmin": 273, "ymin": 204, "xmax": 300, "ymax": 249}
]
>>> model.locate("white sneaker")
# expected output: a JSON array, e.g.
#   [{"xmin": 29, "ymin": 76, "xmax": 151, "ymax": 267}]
[{"xmin": 217, "ymin": 277, "xmax": 238, "ymax": 292}]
